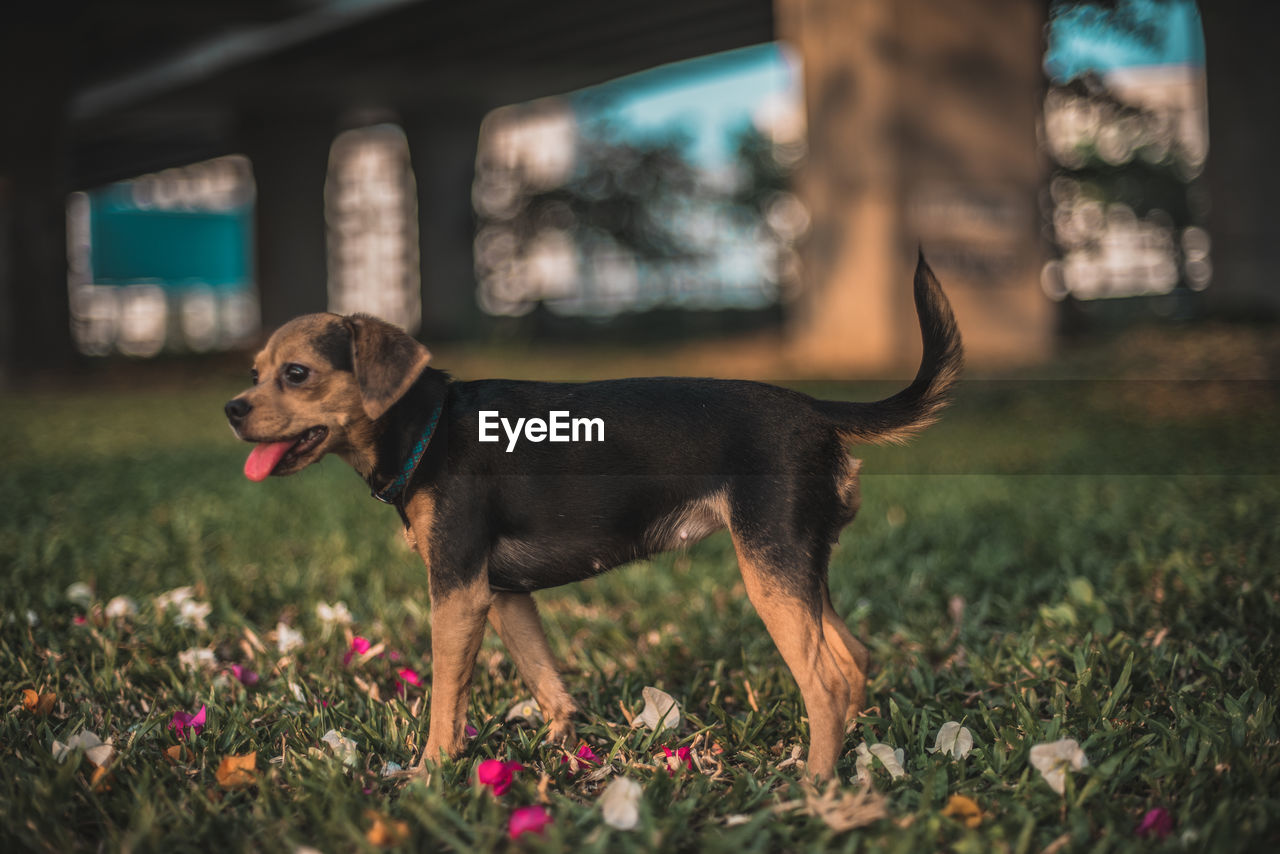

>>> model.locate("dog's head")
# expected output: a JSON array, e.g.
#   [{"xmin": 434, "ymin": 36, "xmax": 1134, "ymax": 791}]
[{"xmin": 225, "ymin": 313, "xmax": 431, "ymax": 481}]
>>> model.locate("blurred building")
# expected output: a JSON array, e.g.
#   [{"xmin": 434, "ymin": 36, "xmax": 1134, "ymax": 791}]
[{"xmin": 3, "ymin": 0, "xmax": 1060, "ymax": 378}]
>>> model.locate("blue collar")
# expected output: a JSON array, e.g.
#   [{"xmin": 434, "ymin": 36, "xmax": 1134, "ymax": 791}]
[{"xmin": 371, "ymin": 403, "xmax": 443, "ymax": 507}]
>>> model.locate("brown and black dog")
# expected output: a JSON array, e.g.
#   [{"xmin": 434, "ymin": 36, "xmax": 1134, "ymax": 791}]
[{"xmin": 224, "ymin": 253, "xmax": 962, "ymax": 780}]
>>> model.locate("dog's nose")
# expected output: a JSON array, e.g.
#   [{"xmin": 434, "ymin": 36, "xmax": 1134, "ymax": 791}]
[{"xmin": 225, "ymin": 398, "xmax": 252, "ymax": 424}]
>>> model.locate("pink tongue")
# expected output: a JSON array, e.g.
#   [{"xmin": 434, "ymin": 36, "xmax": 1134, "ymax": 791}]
[{"xmin": 244, "ymin": 441, "xmax": 294, "ymax": 482}]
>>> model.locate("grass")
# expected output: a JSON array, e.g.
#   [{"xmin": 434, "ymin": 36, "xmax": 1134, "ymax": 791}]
[{"xmin": 1, "ymin": 354, "xmax": 1278, "ymax": 852}]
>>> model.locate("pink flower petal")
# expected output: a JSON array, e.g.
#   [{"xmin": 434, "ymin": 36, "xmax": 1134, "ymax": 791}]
[
  {"xmin": 660, "ymin": 745, "xmax": 693, "ymax": 775},
  {"xmin": 477, "ymin": 758, "xmax": 524, "ymax": 795},
  {"xmin": 1136, "ymin": 807, "xmax": 1173, "ymax": 839},
  {"xmin": 229, "ymin": 664, "xmax": 260, "ymax": 687},
  {"xmin": 465, "ymin": 723, "xmax": 479, "ymax": 738},
  {"xmin": 561, "ymin": 743, "xmax": 600, "ymax": 771},
  {"xmin": 343, "ymin": 636, "xmax": 372, "ymax": 666},
  {"xmin": 168, "ymin": 704, "xmax": 207, "ymax": 740},
  {"xmin": 508, "ymin": 804, "xmax": 552, "ymax": 839}
]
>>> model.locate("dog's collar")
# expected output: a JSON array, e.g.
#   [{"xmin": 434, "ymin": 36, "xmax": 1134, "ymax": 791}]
[{"xmin": 371, "ymin": 402, "xmax": 443, "ymax": 507}]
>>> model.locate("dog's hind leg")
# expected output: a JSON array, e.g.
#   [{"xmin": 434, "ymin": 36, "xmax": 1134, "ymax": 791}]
[
  {"xmin": 821, "ymin": 584, "xmax": 871, "ymax": 728},
  {"xmin": 732, "ymin": 537, "xmax": 851, "ymax": 780},
  {"xmin": 488, "ymin": 592, "xmax": 578, "ymax": 746},
  {"xmin": 417, "ymin": 574, "xmax": 492, "ymax": 771}
]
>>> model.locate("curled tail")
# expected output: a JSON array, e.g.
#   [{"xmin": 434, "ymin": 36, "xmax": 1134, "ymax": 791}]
[{"xmin": 813, "ymin": 251, "xmax": 964, "ymax": 445}]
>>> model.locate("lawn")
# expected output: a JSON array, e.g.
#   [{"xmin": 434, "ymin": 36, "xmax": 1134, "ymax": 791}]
[{"xmin": 1, "ymin": 348, "xmax": 1278, "ymax": 852}]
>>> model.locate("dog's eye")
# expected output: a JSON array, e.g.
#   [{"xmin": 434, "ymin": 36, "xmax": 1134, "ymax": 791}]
[
  {"xmin": 249, "ymin": 368, "xmax": 259, "ymax": 386},
  {"xmin": 283, "ymin": 364, "xmax": 310, "ymax": 385}
]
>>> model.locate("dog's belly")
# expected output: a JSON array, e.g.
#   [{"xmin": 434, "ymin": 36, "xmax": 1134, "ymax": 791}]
[{"xmin": 483, "ymin": 489, "xmax": 727, "ymax": 592}]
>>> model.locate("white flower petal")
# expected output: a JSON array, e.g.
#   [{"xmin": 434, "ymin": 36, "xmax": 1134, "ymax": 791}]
[
  {"xmin": 320, "ymin": 729, "xmax": 358, "ymax": 767},
  {"xmin": 178, "ymin": 647, "xmax": 217, "ymax": 672},
  {"xmin": 65, "ymin": 582, "xmax": 94, "ymax": 607},
  {"xmin": 505, "ymin": 697, "xmax": 543, "ymax": 724},
  {"xmin": 315, "ymin": 601, "xmax": 354, "ymax": 627},
  {"xmin": 854, "ymin": 742, "xmax": 906, "ymax": 784},
  {"xmin": 1029, "ymin": 738, "xmax": 1088, "ymax": 795},
  {"xmin": 600, "ymin": 777, "xmax": 642, "ymax": 830},
  {"xmin": 104, "ymin": 595, "xmax": 138, "ymax": 619},
  {"xmin": 630, "ymin": 686, "xmax": 681, "ymax": 732},
  {"xmin": 85, "ymin": 743, "xmax": 115, "ymax": 768},
  {"xmin": 276, "ymin": 622, "xmax": 305, "ymax": 653},
  {"xmin": 929, "ymin": 721, "xmax": 974, "ymax": 760},
  {"xmin": 174, "ymin": 599, "xmax": 212, "ymax": 630},
  {"xmin": 155, "ymin": 586, "xmax": 195, "ymax": 611},
  {"xmin": 53, "ymin": 730, "xmax": 110, "ymax": 765}
]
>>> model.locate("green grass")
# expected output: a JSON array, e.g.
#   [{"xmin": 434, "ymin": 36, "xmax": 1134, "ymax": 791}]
[{"xmin": 1, "ymin": 366, "xmax": 1278, "ymax": 852}]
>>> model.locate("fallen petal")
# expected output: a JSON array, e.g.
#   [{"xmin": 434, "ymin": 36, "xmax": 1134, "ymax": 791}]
[
  {"xmin": 508, "ymin": 804, "xmax": 552, "ymax": 839},
  {"xmin": 65, "ymin": 582, "xmax": 94, "ymax": 606},
  {"xmin": 928, "ymin": 721, "xmax": 974, "ymax": 760},
  {"xmin": 600, "ymin": 777, "xmax": 643, "ymax": 830},
  {"xmin": 178, "ymin": 647, "xmax": 217, "ymax": 672},
  {"xmin": 104, "ymin": 595, "xmax": 138, "ymax": 619},
  {"xmin": 854, "ymin": 742, "xmax": 906, "ymax": 783},
  {"xmin": 1136, "ymin": 807, "xmax": 1173, "ymax": 839},
  {"xmin": 1029, "ymin": 738, "xmax": 1088, "ymax": 795},
  {"xmin": 505, "ymin": 697, "xmax": 543, "ymax": 725},
  {"xmin": 321, "ymin": 729, "xmax": 359, "ymax": 767},
  {"xmin": 631, "ymin": 687, "xmax": 681, "ymax": 732},
  {"xmin": 275, "ymin": 622, "xmax": 304, "ymax": 653},
  {"xmin": 477, "ymin": 758, "xmax": 524, "ymax": 795}
]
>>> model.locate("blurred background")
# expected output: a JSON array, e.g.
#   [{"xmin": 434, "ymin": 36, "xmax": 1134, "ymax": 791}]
[{"xmin": 0, "ymin": 0, "xmax": 1276, "ymax": 382}]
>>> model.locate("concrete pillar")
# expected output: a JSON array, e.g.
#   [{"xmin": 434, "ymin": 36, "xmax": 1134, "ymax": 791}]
[
  {"xmin": 777, "ymin": 0, "xmax": 1050, "ymax": 373},
  {"xmin": 405, "ymin": 113, "xmax": 487, "ymax": 341},
  {"xmin": 0, "ymin": 17, "xmax": 75, "ymax": 380},
  {"xmin": 241, "ymin": 115, "xmax": 334, "ymax": 330}
]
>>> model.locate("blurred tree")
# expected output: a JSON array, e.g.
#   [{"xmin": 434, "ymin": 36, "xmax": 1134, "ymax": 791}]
[
  {"xmin": 1053, "ymin": 0, "xmax": 1280, "ymax": 316},
  {"xmin": 515, "ymin": 130, "xmax": 705, "ymax": 264},
  {"xmin": 728, "ymin": 122, "xmax": 803, "ymax": 292}
]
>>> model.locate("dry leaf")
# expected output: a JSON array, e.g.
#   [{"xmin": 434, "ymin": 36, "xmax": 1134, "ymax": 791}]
[
  {"xmin": 941, "ymin": 794, "xmax": 983, "ymax": 828},
  {"xmin": 805, "ymin": 781, "xmax": 889, "ymax": 832},
  {"xmin": 216, "ymin": 752, "xmax": 258, "ymax": 789},
  {"xmin": 22, "ymin": 689, "xmax": 56, "ymax": 716},
  {"xmin": 364, "ymin": 809, "xmax": 410, "ymax": 846},
  {"xmin": 1041, "ymin": 832, "xmax": 1073, "ymax": 854},
  {"xmin": 164, "ymin": 744, "xmax": 193, "ymax": 764},
  {"xmin": 89, "ymin": 764, "xmax": 113, "ymax": 792}
]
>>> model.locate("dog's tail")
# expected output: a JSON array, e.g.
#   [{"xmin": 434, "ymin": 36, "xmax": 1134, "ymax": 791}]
[{"xmin": 813, "ymin": 251, "xmax": 964, "ymax": 445}]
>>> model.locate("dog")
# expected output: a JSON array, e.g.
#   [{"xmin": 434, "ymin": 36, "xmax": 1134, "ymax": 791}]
[{"xmin": 224, "ymin": 252, "xmax": 962, "ymax": 780}]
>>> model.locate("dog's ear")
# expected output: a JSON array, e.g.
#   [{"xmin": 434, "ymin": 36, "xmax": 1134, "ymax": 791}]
[{"xmin": 344, "ymin": 314, "xmax": 432, "ymax": 421}]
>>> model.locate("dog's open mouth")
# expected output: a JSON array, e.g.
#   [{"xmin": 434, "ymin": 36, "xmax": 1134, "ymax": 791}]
[{"xmin": 243, "ymin": 426, "xmax": 329, "ymax": 482}]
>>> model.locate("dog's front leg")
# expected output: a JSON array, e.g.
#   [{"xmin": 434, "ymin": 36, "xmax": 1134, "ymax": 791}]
[{"xmin": 417, "ymin": 574, "xmax": 492, "ymax": 771}]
